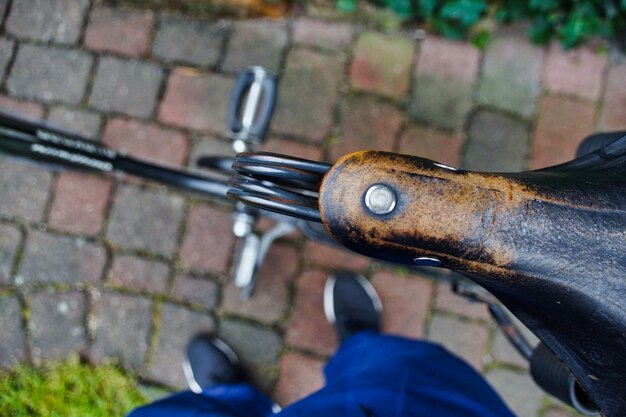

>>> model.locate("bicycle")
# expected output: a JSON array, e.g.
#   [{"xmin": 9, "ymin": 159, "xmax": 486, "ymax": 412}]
[{"xmin": 0, "ymin": 66, "xmax": 625, "ymax": 417}]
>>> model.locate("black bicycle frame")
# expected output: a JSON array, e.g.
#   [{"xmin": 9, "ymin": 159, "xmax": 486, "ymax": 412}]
[{"xmin": 0, "ymin": 111, "xmax": 230, "ymax": 199}]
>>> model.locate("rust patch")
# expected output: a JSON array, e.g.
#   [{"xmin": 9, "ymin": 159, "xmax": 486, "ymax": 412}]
[{"xmin": 319, "ymin": 150, "xmax": 527, "ymax": 268}]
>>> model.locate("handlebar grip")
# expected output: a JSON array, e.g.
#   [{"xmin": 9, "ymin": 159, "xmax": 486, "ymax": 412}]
[{"xmin": 227, "ymin": 67, "xmax": 277, "ymax": 146}]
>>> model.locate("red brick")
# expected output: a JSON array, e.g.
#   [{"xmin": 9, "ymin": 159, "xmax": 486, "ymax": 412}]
[
  {"xmin": 221, "ymin": 244, "xmax": 299, "ymax": 323},
  {"xmin": 418, "ymin": 35, "xmax": 479, "ymax": 82},
  {"xmin": 599, "ymin": 63, "xmax": 626, "ymax": 130},
  {"xmin": 286, "ymin": 270, "xmax": 338, "ymax": 356},
  {"xmin": 261, "ymin": 137, "xmax": 323, "ymax": 161},
  {"xmin": 543, "ymin": 42, "xmax": 607, "ymax": 102},
  {"xmin": 305, "ymin": 241, "xmax": 370, "ymax": 271},
  {"xmin": 0, "ymin": 95, "xmax": 44, "ymax": 118},
  {"xmin": 102, "ymin": 117, "xmax": 188, "ymax": 167},
  {"xmin": 530, "ymin": 95, "xmax": 595, "ymax": 169},
  {"xmin": 331, "ymin": 97, "xmax": 403, "ymax": 161},
  {"xmin": 293, "ymin": 18, "xmax": 352, "ymax": 51},
  {"xmin": 273, "ymin": 352, "xmax": 324, "ymax": 407},
  {"xmin": 372, "ymin": 271, "xmax": 433, "ymax": 339},
  {"xmin": 399, "ymin": 125, "xmax": 463, "ymax": 167},
  {"xmin": 108, "ymin": 255, "xmax": 169, "ymax": 294},
  {"xmin": 48, "ymin": 173, "xmax": 112, "ymax": 235},
  {"xmin": 171, "ymin": 274, "xmax": 219, "ymax": 309},
  {"xmin": 428, "ymin": 314, "xmax": 489, "ymax": 371},
  {"xmin": 434, "ymin": 282, "xmax": 490, "ymax": 321},
  {"xmin": 159, "ymin": 69, "xmax": 233, "ymax": 132},
  {"xmin": 350, "ymin": 32, "xmax": 414, "ymax": 99},
  {"xmin": 180, "ymin": 204, "xmax": 235, "ymax": 274},
  {"xmin": 84, "ymin": 6, "xmax": 154, "ymax": 57}
]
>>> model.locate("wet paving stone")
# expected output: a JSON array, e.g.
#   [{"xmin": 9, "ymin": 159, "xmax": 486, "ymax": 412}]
[
  {"xmin": 92, "ymin": 293, "xmax": 152, "ymax": 369},
  {"xmin": 19, "ymin": 231, "xmax": 106, "ymax": 285},
  {"xmin": 7, "ymin": 44, "xmax": 93, "ymax": 104},
  {"xmin": 30, "ymin": 291, "xmax": 86, "ymax": 361}
]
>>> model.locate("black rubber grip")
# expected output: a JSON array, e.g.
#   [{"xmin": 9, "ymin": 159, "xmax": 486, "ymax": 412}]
[{"xmin": 530, "ymin": 343, "xmax": 597, "ymax": 415}]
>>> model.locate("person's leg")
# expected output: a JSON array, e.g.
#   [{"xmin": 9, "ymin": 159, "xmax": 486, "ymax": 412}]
[
  {"xmin": 278, "ymin": 273, "xmax": 516, "ymax": 417},
  {"xmin": 127, "ymin": 334, "xmax": 274, "ymax": 417}
]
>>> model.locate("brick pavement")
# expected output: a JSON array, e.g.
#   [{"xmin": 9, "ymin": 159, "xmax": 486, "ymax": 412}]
[{"xmin": 0, "ymin": 2, "xmax": 622, "ymax": 416}]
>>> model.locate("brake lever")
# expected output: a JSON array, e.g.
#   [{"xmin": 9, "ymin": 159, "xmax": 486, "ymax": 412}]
[{"xmin": 232, "ymin": 208, "xmax": 295, "ymax": 299}]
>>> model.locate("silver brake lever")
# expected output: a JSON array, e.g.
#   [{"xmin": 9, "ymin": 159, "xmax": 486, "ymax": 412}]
[{"xmin": 232, "ymin": 211, "xmax": 295, "ymax": 299}]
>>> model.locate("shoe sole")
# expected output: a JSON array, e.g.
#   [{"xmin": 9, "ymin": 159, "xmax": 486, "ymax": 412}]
[{"xmin": 323, "ymin": 273, "xmax": 383, "ymax": 325}]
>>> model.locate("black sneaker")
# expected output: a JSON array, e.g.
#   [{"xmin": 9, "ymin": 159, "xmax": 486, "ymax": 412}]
[
  {"xmin": 323, "ymin": 271, "xmax": 383, "ymax": 344},
  {"xmin": 183, "ymin": 333, "xmax": 245, "ymax": 393}
]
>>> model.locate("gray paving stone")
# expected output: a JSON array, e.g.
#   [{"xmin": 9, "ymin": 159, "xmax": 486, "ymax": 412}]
[
  {"xmin": 491, "ymin": 330, "xmax": 528, "ymax": 368},
  {"xmin": 6, "ymin": 0, "xmax": 89, "ymax": 45},
  {"xmin": 47, "ymin": 106, "xmax": 102, "ymax": 140},
  {"xmin": 0, "ymin": 295, "xmax": 25, "ymax": 367},
  {"xmin": 187, "ymin": 136, "xmax": 235, "ymax": 170},
  {"xmin": 89, "ymin": 57, "xmax": 163, "ymax": 118},
  {"xmin": 92, "ymin": 293, "xmax": 152, "ymax": 369},
  {"xmin": 153, "ymin": 15, "xmax": 226, "ymax": 67},
  {"xmin": 221, "ymin": 244, "xmax": 299, "ymax": 324},
  {"xmin": 139, "ymin": 384, "xmax": 172, "ymax": 402},
  {"xmin": 491, "ymin": 311, "xmax": 539, "ymax": 368},
  {"xmin": 486, "ymin": 368, "xmax": 544, "ymax": 417},
  {"xmin": 463, "ymin": 110, "xmax": 530, "ymax": 172},
  {"xmin": 18, "ymin": 231, "xmax": 106, "ymax": 285},
  {"xmin": 409, "ymin": 38, "xmax": 479, "ymax": 131},
  {"xmin": 222, "ymin": 21, "xmax": 287, "ymax": 73},
  {"xmin": 0, "ymin": 224, "xmax": 20, "ymax": 284},
  {"xmin": 428, "ymin": 314, "xmax": 489, "ymax": 371},
  {"xmin": 30, "ymin": 291, "xmax": 86, "ymax": 360},
  {"xmin": 108, "ymin": 255, "xmax": 170, "ymax": 294},
  {"xmin": 0, "ymin": 0, "xmax": 8, "ymax": 23},
  {"xmin": 148, "ymin": 303, "xmax": 215, "ymax": 389},
  {"xmin": 477, "ymin": 37, "xmax": 545, "ymax": 118},
  {"xmin": 0, "ymin": 37, "xmax": 14, "ymax": 82},
  {"xmin": 7, "ymin": 45, "xmax": 93, "ymax": 104},
  {"xmin": 218, "ymin": 318, "xmax": 282, "ymax": 390},
  {"xmin": 106, "ymin": 185, "xmax": 185, "ymax": 257},
  {"xmin": 0, "ymin": 159, "xmax": 52, "ymax": 222},
  {"xmin": 171, "ymin": 275, "xmax": 219, "ymax": 309},
  {"xmin": 273, "ymin": 49, "xmax": 343, "ymax": 142}
]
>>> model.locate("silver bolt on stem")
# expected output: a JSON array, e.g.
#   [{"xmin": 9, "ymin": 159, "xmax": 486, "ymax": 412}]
[{"xmin": 365, "ymin": 184, "xmax": 397, "ymax": 215}]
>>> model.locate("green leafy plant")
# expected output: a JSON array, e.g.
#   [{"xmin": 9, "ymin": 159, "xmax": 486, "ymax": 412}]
[
  {"xmin": 339, "ymin": 0, "xmax": 626, "ymax": 48},
  {"xmin": 0, "ymin": 357, "xmax": 147, "ymax": 417}
]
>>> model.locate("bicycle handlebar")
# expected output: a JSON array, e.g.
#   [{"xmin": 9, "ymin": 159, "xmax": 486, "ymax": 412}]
[{"xmin": 0, "ymin": 111, "xmax": 231, "ymax": 198}]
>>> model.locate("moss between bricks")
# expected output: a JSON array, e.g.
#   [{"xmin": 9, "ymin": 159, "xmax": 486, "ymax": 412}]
[{"xmin": 0, "ymin": 356, "xmax": 147, "ymax": 416}]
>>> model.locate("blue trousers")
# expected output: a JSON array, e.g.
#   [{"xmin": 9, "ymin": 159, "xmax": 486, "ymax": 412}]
[{"xmin": 129, "ymin": 332, "xmax": 516, "ymax": 417}]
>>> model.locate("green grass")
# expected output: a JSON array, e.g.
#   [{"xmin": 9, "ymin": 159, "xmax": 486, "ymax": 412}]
[{"xmin": 0, "ymin": 357, "xmax": 148, "ymax": 417}]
